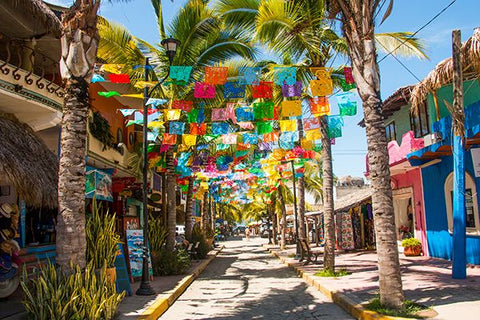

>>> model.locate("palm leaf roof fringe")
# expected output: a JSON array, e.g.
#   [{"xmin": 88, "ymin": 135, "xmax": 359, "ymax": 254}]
[
  {"xmin": 0, "ymin": 113, "xmax": 58, "ymax": 208},
  {"xmin": 410, "ymin": 27, "xmax": 480, "ymax": 113},
  {"xmin": 9, "ymin": 0, "xmax": 62, "ymax": 38}
]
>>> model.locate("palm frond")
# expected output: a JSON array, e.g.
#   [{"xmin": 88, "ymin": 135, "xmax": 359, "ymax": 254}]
[{"xmin": 374, "ymin": 32, "xmax": 428, "ymax": 59}]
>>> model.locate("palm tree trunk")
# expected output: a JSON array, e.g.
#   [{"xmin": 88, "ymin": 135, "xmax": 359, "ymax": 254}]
[
  {"xmin": 184, "ymin": 176, "xmax": 194, "ymax": 241},
  {"xmin": 278, "ymin": 186, "xmax": 287, "ymax": 250},
  {"xmin": 296, "ymin": 119, "xmax": 307, "ymax": 241},
  {"xmin": 339, "ymin": 1, "xmax": 404, "ymax": 308},
  {"xmin": 161, "ymin": 171, "xmax": 167, "ymax": 225},
  {"xmin": 272, "ymin": 194, "xmax": 278, "ymax": 245},
  {"xmin": 166, "ymin": 149, "xmax": 176, "ymax": 251},
  {"xmin": 56, "ymin": 0, "xmax": 100, "ymax": 269},
  {"xmin": 320, "ymin": 118, "xmax": 335, "ymax": 272},
  {"xmin": 202, "ymin": 192, "xmax": 208, "ymax": 235}
]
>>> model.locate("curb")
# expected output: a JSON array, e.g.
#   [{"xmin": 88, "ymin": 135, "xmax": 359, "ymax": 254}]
[
  {"xmin": 264, "ymin": 245, "xmax": 406, "ymax": 320},
  {"xmin": 139, "ymin": 246, "xmax": 224, "ymax": 320}
]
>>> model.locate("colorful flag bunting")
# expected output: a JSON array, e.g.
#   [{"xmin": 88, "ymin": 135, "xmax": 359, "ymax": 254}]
[
  {"xmin": 344, "ymin": 67, "xmax": 354, "ymax": 84},
  {"xmin": 211, "ymin": 122, "xmax": 229, "ymax": 135},
  {"xmin": 190, "ymin": 123, "xmax": 207, "ymax": 135},
  {"xmin": 122, "ymin": 93, "xmax": 144, "ymax": 99},
  {"xmin": 303, "ymin": 117, "xmax": 320, "ymax": 131},
  {"xmin": 280, "ymin": 119, "xmax": 297, "ymax": 132},
  {"xmin": 98, "ymin": 91, "xmax": 121, "ymax": 98},
  {"xmin": 309, "ymin": 97, "xmax": 330, "ymax": 116},
  {"xmin": 146, "ymin": 98, "xmax": 168, "ymax": 107},
  {"xmin": 100, "ymin": 64, "xmax": 123, "ymax": 74},
  {"xmin": 169, "ymin": 66, "xmax": 192, "ymax": 85},
  {"xmin": 238, "ymin": 67, "xmax": 261, "ymax": 85},
  {"xmin": 204, "ymin": 66, "xmax": 228, "ymax": 85},
  {"xmin": 164, "ymin": 109, "xmax": 181, "ymax": 121},
  {"xmin": 279, "ymin": 132, "xmax": 299, "ymax": 150},
  {"xmin": 253, "ymin": 101, "xmax": 274, "ymax": 120},
  {"xmin": 339, "ymin": 78, "xmax": 356, "ymax": 92},
  {"xmin": 242, "ymin": 133, "xmax": 258, "ymax": 144},
  {"xmin": 256, "ymin": 121, "xmax": 273, "ymax": 134},
  {"xmin": 337, "ymin": 92, "xmax": 358, "ymax": 116},
  {"xmin": 108, "ymin": 73, "xmax": 130, "ymax": 83},
  {"xmin": 172, "ymin": 100, "xmax": 193, "ymax": 112},
  {"xmin": 310, "ymin": 78, "xmax": 333, "ymax": 96},
  {"xmin": 182, "ymin": 134, "xmax": 197, "ymax": 146},
  {"xmin": 304, "ymin": 129, "xmax": 322, "ymax": 141},
  {"xmin": 162, "ymin": 133, "xmax": 177, "ymax": 145},
  {"xmin": 212, "ymin": 108, "xmax": 227, "ymax": 121},
  {"xmin": 224, "ymin": 82, "xmax": 245, "ymax": 99},
  {"xmin": 222, "ymin": 133, "xmax": 237, "ymax": 145},
  {"xmin": 281, "ymin": 100, "xmax": 302, "ymax": 118},
  {"xmin": 118, "ymin": 109, "xmax": 136, "ymax": 117},
  {"xmin": 147, "ymin": 132, "xmax": 159, "ymax": 141},
  {"xmin": 92, "ymin": 74, "xmax": 105, "ymax": 83},
  {"xmin": 238, "ymin": 122, "xmax": 254, "ymax": 130},
  {"xmin": 282, "ymin": 81, "xmax": 302, "ymax": 97},
  {"xmin": 126, "ymin": 119, "xmax": 143, "ymax": 127},
  {"xmin": 274, "ymin": 67, "xmax": 297, "ymax": 86},
  {"xmin": 188, "ymin": 108, "xmax": 205, "ymax": 123},
  {"xmin": 194, "ymin": 82, "xmax": 216, "ymax": 99},
  {"xmin": 169, "ymin": 122, "xmax": 185, "ymax": 135},
  {"xmin": 252, "ymin": 81, "xmax": 273, "ymax": 99},
  {"xmin": 263, "ymin": 132, "xmax": 279, "ymax": 143},
  {"xmin": 327, "ymin": 115, "xmax": 343, "ymax": 138},
  {"xmin": 148, "ymin": 121, "xmax": 164, "ymax": 129}
]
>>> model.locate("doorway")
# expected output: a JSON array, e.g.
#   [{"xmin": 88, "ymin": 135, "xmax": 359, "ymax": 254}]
[{"xmin": 393, "ymin": 188, "xmax": 415, "ymax": 241}]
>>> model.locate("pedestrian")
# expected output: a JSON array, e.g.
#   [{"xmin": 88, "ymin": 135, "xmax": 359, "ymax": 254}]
[{"xmin": 245, "ymin": 227, "xmax": 250, "ymax": 241}]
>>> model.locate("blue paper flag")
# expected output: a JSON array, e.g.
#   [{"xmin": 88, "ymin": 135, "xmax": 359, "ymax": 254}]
[
  {"xmin": 92, "ymin": 74, "xmax": 105, "ymax": 83},
  {"xmin": 224, "ymin": 82, "xmax": 246, "ymax": 99},
  {"xmin": 236, "ymin": 106, "xmax": 254, "ymax": 122},
  {"xmin": 238, "ymin": 67, "xmax": 261, "ymax": 85},
  {"xmin": 274, "ymin": 67, "xmax": 297, "ymax": 86},
  {"xmin": 211, "ymin": 122, "xmax": 230, "ymax": 135},
  {"xmin": 169, "ymin": 122, "xmax": 185, "ymax": 135}
]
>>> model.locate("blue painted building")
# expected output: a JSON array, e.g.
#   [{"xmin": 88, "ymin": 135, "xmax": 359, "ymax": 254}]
[{"xmin": 407, "ymin": 79, "xmax": 480, "ymax": 265}]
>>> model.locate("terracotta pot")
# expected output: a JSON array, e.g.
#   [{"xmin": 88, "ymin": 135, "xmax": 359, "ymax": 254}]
[
  {"xmin": 404, "ymin": 246, "xmax": 422, "ymax": 256},
  {"xmin": 105, "ymin": 267, "xmax": 117, "ymax": 284}
]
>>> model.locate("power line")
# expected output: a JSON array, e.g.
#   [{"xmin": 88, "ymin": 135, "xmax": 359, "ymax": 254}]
[
  {"xmin": 378, "ymin": 0, "xmax": 457, "ymax": 64},
  {"xmin": 377, "ymin": 40, "xmax": 422, "ymax": 81}
]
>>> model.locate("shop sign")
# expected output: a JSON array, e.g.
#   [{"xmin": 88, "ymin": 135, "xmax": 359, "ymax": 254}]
[{"xmin": 85, "ymin": 166, "xmax": 113, "ymax": 201}]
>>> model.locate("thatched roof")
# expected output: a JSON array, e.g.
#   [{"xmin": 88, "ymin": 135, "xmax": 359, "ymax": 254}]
[
  {"xmin": 410, "ymin": 27, "xmax": 480, "ymax": 111},
  {"xmin": 334, "ymin": 188, "xmax": 372, "ymax": 213},
  {"xmin": 6, "ymin": 0, "xmax": 62, "ymax": 38},
  {"xmin": 0, "ymin": 113, "xmax": 58, "ymax": 208}
]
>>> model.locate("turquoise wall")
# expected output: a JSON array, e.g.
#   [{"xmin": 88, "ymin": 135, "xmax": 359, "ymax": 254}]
[{"xmin": 385, "ymin": 105, "xmax": 413, "ymax": 144}]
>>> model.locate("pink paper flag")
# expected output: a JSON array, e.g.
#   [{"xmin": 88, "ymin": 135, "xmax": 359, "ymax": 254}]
[{"xmin": 194, "ymin": 82, "xmax": 216, "ymax": 99}]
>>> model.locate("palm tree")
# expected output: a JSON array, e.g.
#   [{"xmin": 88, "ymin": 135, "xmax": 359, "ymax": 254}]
[
  {"xmin": 325, "ymin": 0, "xmax": 408, "ymax": 308},
  {"xmin": 217, "ymin": 0, "xmax": 425, "ymax": 280},
  {"xmin": 184, "ymin": 176, "xmax": 195, "ymax": 241}
]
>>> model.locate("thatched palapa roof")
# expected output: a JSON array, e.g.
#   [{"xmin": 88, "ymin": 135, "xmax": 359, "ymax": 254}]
[
  {"xmin": 410, "ymin": 28, "xmax": 480, "ymax": 111},
  {"xmin": 7, "ymin": 0, "xmax": 62, "ymax": 38},
  {"xmin": 305, "ymin": 188, "xmax": 372, "ymax": 216},
  {"xmin": 0, "ymin": 113, "xmax": 58, "ymax": 208}
]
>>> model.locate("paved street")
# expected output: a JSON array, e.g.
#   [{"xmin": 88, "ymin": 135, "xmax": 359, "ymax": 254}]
[{"xmin": 160, "ymin": 237, "xmax": 352, "ymax": 320}]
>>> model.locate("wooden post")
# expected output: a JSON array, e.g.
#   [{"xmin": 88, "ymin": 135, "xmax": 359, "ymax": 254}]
[{"xmin": 452, "ymin": 29, "xmax": 466, "ymax": 279}]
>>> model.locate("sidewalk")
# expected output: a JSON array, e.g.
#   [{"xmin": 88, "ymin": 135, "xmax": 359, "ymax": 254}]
[
  {"xmin": 264, "ymin": 243, "xmax": 480, "ymax": 320},
  {"xmin": 118, "ymin": 246, "xmax": 223, "ymax": 319}
]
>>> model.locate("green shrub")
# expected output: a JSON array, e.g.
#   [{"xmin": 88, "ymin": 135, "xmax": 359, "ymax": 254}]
[
  {"xmin": 21, "ymin": 262, "xmax": 125, "ymax": 320},
  {"xmin": 314, "ymin": 269, "xmax": 351, "ymax": 277},
  {"xmin": 86, "ymin": 200, "xmax": 120, "ymax": 268},
  {"xmin": 401, "ymin": 237, "xmax": 421, "ymax": 248},
  {"xmin": 191, "ymin": 224, "xmax": 210, "ymax": 259},
  {"xmin": 366, "ymin": 297, "xmax": 429, "ymax": 319},
  {"xmin": 152, "ymin": 248, "xmax": 191, "ymax": 276},
  {"xmin": 148, "ymin": 215, "xmax": 168, "ymax": 255}
]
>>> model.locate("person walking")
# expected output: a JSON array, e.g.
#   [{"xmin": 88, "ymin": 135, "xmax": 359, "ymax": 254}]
[{"xmin": 245, "ymin": 227, "xmax": 251, "ymax": 241}]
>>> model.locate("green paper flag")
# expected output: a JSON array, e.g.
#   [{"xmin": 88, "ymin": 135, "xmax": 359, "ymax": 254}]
[
  {"xmin": 98, "ymin": 91, "xmax": 121, "ymax": 98},
  {"xmin": 257, "ymin": 121, "xmax": 273, "ymax": 134},
  {"xmin": 339, "ymin": 78, "xmax": 356, "ymax": 92}
]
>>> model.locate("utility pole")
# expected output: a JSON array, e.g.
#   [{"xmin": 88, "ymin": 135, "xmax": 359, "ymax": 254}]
[{"xmin": 452, "ymin": 29, "xmax": 466, "ymax": 279}]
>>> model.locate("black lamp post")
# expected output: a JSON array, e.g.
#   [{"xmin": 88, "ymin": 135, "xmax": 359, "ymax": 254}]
[
  {"xmin": 291, "ymin": 160, "xmax": 300, "ymax": 259},
  {"xmin": 136, "ymin": 37, "xmax": 180, "ymax": 296}
]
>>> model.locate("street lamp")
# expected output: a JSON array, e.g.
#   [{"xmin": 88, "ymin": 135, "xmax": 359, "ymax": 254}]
[
  {"xmin": 136, "ymin": 37, "xmax": 180, "ymax": 296},
  {"xmin": 291, "ymin": 160, "xmax": 300, "ymax": 259}
]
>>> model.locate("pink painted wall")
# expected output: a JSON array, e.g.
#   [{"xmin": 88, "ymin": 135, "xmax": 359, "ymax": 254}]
[
  {"xmin": 388, "ymin": 131, "xmax": 424, "ymax": 166},
  {"xmin": 392, "ymin": 168, "xmax": 429, "ymax": 256}
]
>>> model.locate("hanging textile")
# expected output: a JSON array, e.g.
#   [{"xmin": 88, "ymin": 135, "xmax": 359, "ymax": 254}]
[
  {"xmin": 169, "ymin": 66, "xmax": 192, "ymax": 85},
  {"xmin": 169, "ymin": 122, "xmax": 185, "ymax": 135},
  {"xmin": 303, "ymin": 117, "xmax": 320, "ymax": 131},
  {"xmin": 222, "ymin": 133, "xmax": 237, "ymax": 145},
  {"xmin": 146, "ymin": 98, "xmax": 168, "ymax": 107},
  {"xmin": 327, "ymin": 115, "xmax": 343, "ymax": 138},
  {"xmin": 310, "ymin": 78, "xmax": 333, "ymax": 97},
  {"xmin": 118, "ymin": 109, "xmax": 136, "ymax": 117},
  {"xmin": 92, "ymin": 74, "xmax": 105, "ymax": 83},
  {"xmin": 212, "ymin": 108, "xmax": 227, "ymax": 121},
  {"xmin": 162, "ymin": 133, "xmax": 177, "ymax": 145},
  {"xmin": 304, "ymin": 129, "xmax": 322, "ymax": 141},
  {"xmin": 194, "ymin": 82, "xmax": 216, "ymax": 99},
  {"xmin": 339, "ymin": 78, "xmax": 356, "ymax": 92},
  {"xmin": 211, "ymin": 122, "xmax": 229, "ymax": 135},
  {"xmin": 190, "ymin": 123, "xmax": 207, "ymax": 135},
  {"xmin": 309, "ymin": 97, "xmax": 330, "ymax": 116},
  {"xmin": 172, "ymin": 100, "xmax": 193, "ymax": 112},
  {"xmin": 279, "ymin": 119, "xmax": 297, "ymax": 132},
  {"xmin": 238, "ymin": 66, "xmax": 261, "ymax": 85},
  {"xmin": 242, "ymin": 133, "xmax": 258, "ymax": 144},
  {"xmin": 164, "ymin": 109, "xmax": 181, "ymax": 121},
  {"xmin": 256, "ymin": 121, "xmax": 273, "ymax": 134},
  {"xmin": 281, "ymin": 100, "xmax": 302, "ymax": 118},
  {"xmin": 252, "ymin": 82, "xmax": 273, "ymax": 99},
  {"xmin": 204, "ymin": 66, "xmax": 228, "ymax": 85},
  {"xmin": 253, "ymin": 101, "xmax": 274, "ymax": 120},
  {"xmin": 279, "ymin": 132, "xmax": 299, "ymax": 150},
  {"xmin": 98, "ymin": 91, "xmax": 121, "ymax": 98},
  {"xmin": 108, "ymin": 73, "xmax": 130, "ymax": 83},
  {"xmin": 344, "ymin": 67, "xmax": 354, "ymax": 84},
  {"xmin": 182, "ymin": 134, "xmax": 197, "ymax": 146},
  {"xmin": 236, "ymin": 106, "xmax": 254, "ymax": 122},
  {"xmin": 281, "ymin": 81, "xmax": 303, "ymax": 98},
  {"xmin": 188, "ymin": 108, "xmax": 205, "ymax": 123},
  {"xmin": 224, "ymin": 82, "xmax": 246, "ymax": 99},
  {"xmin": 274, "ymin": 67, "xmax": 297, "ymax": 86}
]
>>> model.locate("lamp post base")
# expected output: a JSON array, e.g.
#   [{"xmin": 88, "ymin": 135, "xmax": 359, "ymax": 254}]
[{"xmin": 136, "ymin": 282, "xmax": 155, "ymax": 296}]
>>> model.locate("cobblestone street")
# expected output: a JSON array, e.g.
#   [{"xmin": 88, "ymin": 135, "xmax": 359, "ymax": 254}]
[{"xmin": 160, "ymin": 238, "xmax": 353, "ymax": 319}]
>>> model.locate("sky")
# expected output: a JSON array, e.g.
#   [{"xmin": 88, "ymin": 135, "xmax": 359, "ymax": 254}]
[{"xmin": 48, "ymin": 0, "xmax": 478, "ymax": 179}]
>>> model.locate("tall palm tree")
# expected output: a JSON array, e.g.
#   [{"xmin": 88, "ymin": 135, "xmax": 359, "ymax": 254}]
[
  {"xmin": 184, "ymin": 176, "xmax": 195, "ymax": 241},
  {"xmin": 325, "ymin": 0, "xmax": 407, "ymax": 308},
  {"xmin": 217, "ymin": 0, "xmax": 425, "ymax": 278}
]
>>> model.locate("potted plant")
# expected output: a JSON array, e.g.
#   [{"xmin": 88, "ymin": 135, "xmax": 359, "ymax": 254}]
[
  {"xmin": 86, "ymin": 200, "xmax": 121, "ymax": 283},
  {"xmin": 401, "ymin": 237, "xmax": 422, "ymax": 256}
]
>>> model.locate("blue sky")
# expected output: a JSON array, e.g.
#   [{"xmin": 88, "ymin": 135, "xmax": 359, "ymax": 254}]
[{"xmin": 49, "ymin": 0, "xmax": 478, "ymax": 178}]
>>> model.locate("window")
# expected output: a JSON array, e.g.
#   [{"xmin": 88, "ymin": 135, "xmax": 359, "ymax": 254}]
[
  {"xmin": 129, "ymin": 132, "xmax": 135, "ymax": 146},
  {"xmin": 385, "ymin": 121, "xmax": 396, "ymax": 142},
  {"xmin": 410, "ymin": 101, "xmax": 430, "ymax": 138},
  {"xmin": 445, "ymin": 172, "xmax": 480, "ymax": 234},
  {"xmin": 116, "ymin": 128, "xmax": 123, "ymax": 144}
]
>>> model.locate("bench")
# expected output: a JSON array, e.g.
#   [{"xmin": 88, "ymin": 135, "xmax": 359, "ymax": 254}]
[{"xmin": 299, "ymin": 239, "xmax": 321, "ymax": 265}]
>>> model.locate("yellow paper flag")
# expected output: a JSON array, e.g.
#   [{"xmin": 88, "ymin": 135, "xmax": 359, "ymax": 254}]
[
  {"xmin": 182, "ymin": 134, "xmax": 197, "ymax": 146},
  {"xmin": 100, "ymin": 64, "xmax": 123, "ymax": 74},
  {"xmin": 304, "ymin": 129, "xmax": 322, "ymax": 141},
  {"xmin": 280, "ymin": 119, "xmax": 298, "ymax": 132},
  {"xmin": 148, "ymin": 121, "xmax": 164, "ymax": 129},
  {"xmin": 164, "ymin": 109, "xmax": 181, "ymax": 121},
  {"xmin": 121, "ymin": 93, "xmax": 144, "ymax": 99},
  {"xmin": 281, "ymin": 100, "xmax": 302, "ymax": 118},
  {"xmin": 310, "ymin": 79, "xmax": 333, "ymax": 97}
]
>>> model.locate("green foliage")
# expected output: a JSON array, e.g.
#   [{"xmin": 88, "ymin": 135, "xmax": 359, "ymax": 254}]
[
  {"xmin": 366, "ymin": 297, "xmax": 429, "ymax": 319},
  {"xmin": 89, "ymin": 111, "xmax": 115, "ymax": 151},
  {"xmin": 314, "ymin": 269, "xmax": 351, "ymax": 277},
  {"xmin": 152, "ymin": 248, "xmax": 191, "ymax": 276},
  {"xmin": 86, "ymin": 200, "xmax": 120, "ymax": 268},
  {"xmin": 148, "ymin": 214, "xmax": 169, "ymax": 255},
  {"xmin": 191, "ymin": 224, "xmax": 210, "ymax": 259},
  {"xmin": 21, "ymin": 262, "xmax": 125, "ymax": 320},
  {"xmin": 401, "ymin": 238, "xmax": 422, "ymax": 248},
  {"xmin": 205, "ymin": 227, "xmax": 215, "ymax": 239}
]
